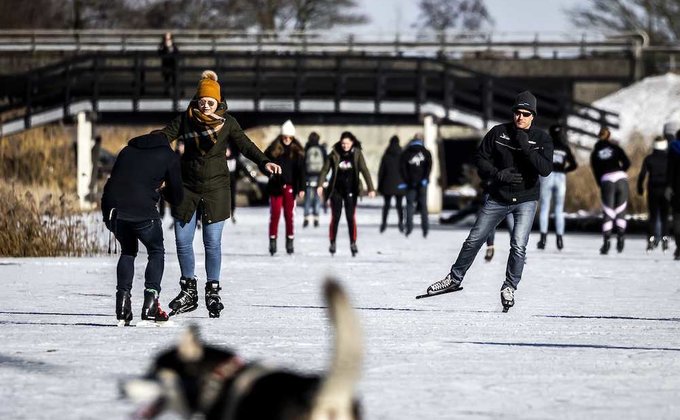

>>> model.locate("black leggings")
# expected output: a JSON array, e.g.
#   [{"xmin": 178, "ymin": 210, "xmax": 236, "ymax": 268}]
[
  {"xmin": 647, "ymin": 187, "xmax": 671, "ymax": 238},
  {"xmin": 600, "ymin": 179, "xmax": 629, "ymax": 237},
  {"xmin": 329, "ymin": 192, "xmax": 357, "ymax": 243},
  {"xmin": 381, "ymin": 194, "xmax": 403, "ymax": 227}
]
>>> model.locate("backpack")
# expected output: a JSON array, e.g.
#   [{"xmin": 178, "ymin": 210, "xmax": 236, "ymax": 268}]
[{"xmin": 305, "ymin": 145, "xmax": 325, "ymax": 174}]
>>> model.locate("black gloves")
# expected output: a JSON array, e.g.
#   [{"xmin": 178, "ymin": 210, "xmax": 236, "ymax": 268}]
[
  {"xmin": 496, "ymin": 168, "xmax": 524, "ymax": 185},
  {"xmin": 516, "ymin": 131, "xmax": 531, "ymax": 153}
]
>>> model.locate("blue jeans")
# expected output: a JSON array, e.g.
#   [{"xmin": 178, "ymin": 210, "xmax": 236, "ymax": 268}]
[
  {"xmin": 303, "ymin": 185, "xmax": 321, "ymax": 217},
  {"xmin": 115, "ymin": 219, "xmax": 165, "ymax": 293},
  {"xmin": 174, "ymin": 211, "xmax": 225, "ymax": 282},
  {"xmin": 450, "ymin": 198, "xmax": 538, "ymax": 290},
  {"xmin": 539, "ymin": 172, "xmax": 567, "ymax": 235},
  {"xmin": 405, "ymin": 186, "xmax": 428, "ymax": 235}
]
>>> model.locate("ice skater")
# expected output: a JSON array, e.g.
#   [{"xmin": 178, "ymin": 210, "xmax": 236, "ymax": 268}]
[
  {"xmin": 590, "ymin": 127, "xmax": 630, "ymax": 254},
  {"xmin": 400, "ymin": 133, "xmax": 432, "ymax": 237},
  {"xmin": 377, "ymin": 135, "xmax": 405, "ymax": 233},
  {"xmin": 637, "ymin": 135, "xmax": 671, "ymax": 252},
  {"xmin": 101, "ymin": 131, "xmax": 184, "ymax": 325},
  {"xmin": 420, "ymin": 91, "xmax": 553, "ymax": 311},
  {"xmin": 317, "ymin": 131, "xmax": 376, "ymax": 256},
  {"xmin": 302, "ymin": 132, "xmax": 327, "ymax": 228},
  {"xmin": 159, "ymin": 70, "xmax": 281, "ymax": 318},
  {"xmin": 537, "ymin": 124, "xmax": 577, "ymax": 250}
]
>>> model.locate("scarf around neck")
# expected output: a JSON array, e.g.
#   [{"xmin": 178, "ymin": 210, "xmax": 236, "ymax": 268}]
[{"xmin": 184, "ymin": 106, "xmax": 226, "ymax": 155}]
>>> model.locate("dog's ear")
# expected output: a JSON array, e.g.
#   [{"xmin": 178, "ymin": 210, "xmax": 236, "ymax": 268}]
[{"xmin": 178, "ymin": 324, "xmax": 204, "ymax": 362}]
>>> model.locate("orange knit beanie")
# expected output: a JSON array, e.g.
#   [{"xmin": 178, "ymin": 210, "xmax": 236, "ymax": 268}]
[{"xmin": 196, "ymin": 70, "xmax": 220, "ymax": 101}]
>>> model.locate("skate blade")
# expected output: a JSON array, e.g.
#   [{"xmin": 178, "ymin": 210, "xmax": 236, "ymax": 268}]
[
  {"xmin": 117, "ymin": 320, "xmax": 131, "ymax": 327},
  {"xmin": 415, "ymin": 286, "xmax": 463, "ymax": 300},
  {"xmin": 135, "ymin": 319, "xmax": 177, "ymax": 328},
  {"xmin": 502, "ymin": 307, "xmax": 510, "ymax": 313}
]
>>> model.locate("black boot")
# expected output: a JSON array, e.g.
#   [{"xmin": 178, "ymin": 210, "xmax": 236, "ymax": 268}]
[
  {"xmin": 168, "ymin": 277, "xmax": 199, "ymax": 316},
  {"xmin": 661, "ymin": 236, "xmax": 670, "ymax": 252},
  {"xmin": 303, "ymin": 217, "xmax": 309, "ymax": 228},
  {"xmin": 646, "ymin": 236, "xmax": 656, "ymax": 252},
  {"xmin": 269, "ymin": 237, "xmax": 277, "ymax": 256},
  {"xmin": 286, "ymin": 236, "xmax": 294, "ymax": 254},
  {"xmin": 313, "ymin": 217, "xmax": 319, "ymax": 227},
  {"xmin": 141, "ymin": 289, "xmax": 169, "ymax": 322},
  {"xmin": 484, "ymin": 246, "xmax": 494, "ymax": 262},
  {"xmin": 556, "ymin": 235, "xmax": 564, "ymax": 250},
  {"xmin": 537, "ymin": 233, "xmax": 547, "ymax": 250},
  {"xmin": 329, "ymin": 240, "xmax": 336, "ymax": 255},
  {"xmin": 350, "ymin": 242, "xmax": 358, "ymax": 257},
  {"xmin": 379, "ymin": 222, "xmax": 386, "ymax": 233},
  {"xmin": 616, "ymin": 234, "xmax": 625, "ymax": 253},
  {"xmin": 600, "ymin": 236, "xmax": 611, "ymax": 255},
  {"xmin": 205, "ymin": 281, "xmax": 224, "ymax": 318},
  {"xmin": 115, "ymin": 290, "xmax": 132, "ymax": 326}
]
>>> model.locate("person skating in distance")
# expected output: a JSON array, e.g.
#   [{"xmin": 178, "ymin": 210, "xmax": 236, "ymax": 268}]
[{"xmin": 420, "ymin": 91, "xmax": 553, "ymax": 312}]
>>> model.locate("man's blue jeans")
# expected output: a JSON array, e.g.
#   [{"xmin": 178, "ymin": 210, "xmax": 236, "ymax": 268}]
[
  {"xmin": 174, "ymin": 211, "xmax": 225, "ymax": 282},
  {"xmin": 303, "ymin": 185, "xmax": 321, "ymax": 217},
  {"xmin": 450, "ymin": 197, "xmax": 538, "ymax": 290}
]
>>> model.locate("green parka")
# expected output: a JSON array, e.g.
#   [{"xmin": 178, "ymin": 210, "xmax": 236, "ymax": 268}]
[
  {"xmin": 161, "ymin": 108, "xmax": 270, "ymax": 224},
  {"xmin": 318, "ymin": 140, "xmax": 375, "ymax": 199}
]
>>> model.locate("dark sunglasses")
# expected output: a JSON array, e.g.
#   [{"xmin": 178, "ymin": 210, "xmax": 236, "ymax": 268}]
[{"xmin": 514, "ymin": 110, "xmax": 533, "ymax": 118}]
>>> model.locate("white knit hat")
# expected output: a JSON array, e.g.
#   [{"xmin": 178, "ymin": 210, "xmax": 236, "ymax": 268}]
[{"xmin": 281, "ymin": 120, "xmax": 296, "ymax": 137}]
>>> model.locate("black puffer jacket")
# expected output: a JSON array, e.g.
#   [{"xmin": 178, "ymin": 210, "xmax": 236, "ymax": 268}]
[
  {"xmin": 400, "ymin": 139, "xmax": 432, "ymax": 188},
  {"xmin": 378, "ymin": 141, "xmax": 404, "ymax": 196},
  {"xmin": 101, "ymin": 133, "xmax": 183, "ymax": 225},
  {"xmin": 637, "ymin": 148, "xmax": 668, "ymax": 194},
  {"xmin": 590, "ymin": 139, "xmax": 630, "ymax": 186},
  {"xmin": 476, "ymin": 122, "xmax": 553, "ymax": 204}
]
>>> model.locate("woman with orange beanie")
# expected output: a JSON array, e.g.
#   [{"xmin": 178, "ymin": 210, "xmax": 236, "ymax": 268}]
[{"xmin": 160, "ymin": 70, "xmax": 281, "ymax": 318}]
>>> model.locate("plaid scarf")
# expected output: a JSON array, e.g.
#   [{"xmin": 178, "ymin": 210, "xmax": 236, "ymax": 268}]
[{"xmin": 183, "ymin": 106, "xmax": 226, "ymax": 155}]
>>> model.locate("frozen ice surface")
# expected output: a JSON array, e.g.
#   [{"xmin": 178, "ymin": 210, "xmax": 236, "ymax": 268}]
[{"xmin": 1, "ymin": 202, "xmax": 679, "ymax": 419}]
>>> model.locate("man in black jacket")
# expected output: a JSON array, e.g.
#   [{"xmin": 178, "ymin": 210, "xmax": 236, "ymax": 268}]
[
  {"xmin": 101, "ymin": 132, "xmax": 183, "ymax": 325},
  {"xmin": 422, "ymin": 91, "xmax": 553, "ymax": 311},
  {"xmin": 400, "ymin": 134, "xmax": 433, "ymax": 237},
  {"xmin": 637, "ymin": 135, "xmax": 670, "ymax": 252}
]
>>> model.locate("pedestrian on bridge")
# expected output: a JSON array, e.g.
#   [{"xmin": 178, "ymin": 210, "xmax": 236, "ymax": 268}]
[
  {"xmin": 159, "ymin": 70, "xmax": 281, "ymax": 318},
  {"xmin": 317, "ymin": 131, "xmax": 376, "ymax": 257}
]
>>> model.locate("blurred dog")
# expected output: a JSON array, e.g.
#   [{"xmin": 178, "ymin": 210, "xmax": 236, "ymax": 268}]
[{"xmin": 122, "ymin": 279, "xmax": 363, "ymax": 420}]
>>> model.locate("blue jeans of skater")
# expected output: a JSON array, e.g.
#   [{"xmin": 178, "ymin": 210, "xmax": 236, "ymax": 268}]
[
  {"xmin": 449, "ymin": 198, "xmax": 538, "ymax": 290},
  {"xmin": 405, "ymin": 185, "xmax": 428, "ymax": 235},
  {"xmin": 485, "ymin": 214, "xmax": 515, "ymax": 246},
  {"xmin": 304, "ymin": 185, "xmax": 321, "ymax": 217},
  {"xmin": 174, "ymin": 211, "xmax": 225, "ymax": 282},
  {"xmin": 115, "ymin": 219, "xmax": 165, "ymax": 293},
  {"xmin": 539, "ymin": 172, "xmax": 567, "ymax": 235}
]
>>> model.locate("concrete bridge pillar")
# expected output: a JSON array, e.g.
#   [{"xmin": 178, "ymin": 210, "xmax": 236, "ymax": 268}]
[
  {"xmin": 423, "ymin": 114, "xmax": 442, "ymax": 214},
  {"xmin": 76, "ymin": 112, "xmax": 95, "ymax": 210}
]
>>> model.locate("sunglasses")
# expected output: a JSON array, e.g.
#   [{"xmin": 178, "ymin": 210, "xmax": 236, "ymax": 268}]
[
  {"xmin": 198, "ymin": 99, "xmax": 217, "ymax": 108},
  {"xmin": 514, "ymin": 110, "xmax": 533, "ymax": 118}
]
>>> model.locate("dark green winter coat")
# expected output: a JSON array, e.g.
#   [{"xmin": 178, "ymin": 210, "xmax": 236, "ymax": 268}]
[
  {"xmin": 161, "ymin": 107, "xmax": 270, "ymax": 224},
  {"xmin": 318, "ymin": 140, "xmax": 375, "ymax": 199}
]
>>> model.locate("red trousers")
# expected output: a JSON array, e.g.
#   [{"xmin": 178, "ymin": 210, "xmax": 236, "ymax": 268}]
[{"xmin": 269, "ymin": 184, "xmax": 296, "ymax": 238}]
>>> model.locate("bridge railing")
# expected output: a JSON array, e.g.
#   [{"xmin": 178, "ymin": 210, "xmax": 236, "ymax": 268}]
[{"xmin": 0, "ymin": 29, "xmax": 641, "ymax": 59}]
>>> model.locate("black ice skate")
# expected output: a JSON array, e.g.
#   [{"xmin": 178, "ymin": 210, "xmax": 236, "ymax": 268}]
[
  {"xmin": 350, "ymin": 242, "xmax": 358, "ymax": 257},
  {"xmin": 616, "ymin": 234, "xmax": 625, "ymax": 253},
  {"xmin": 646, "ymin": 236, "xmax": 657, "ymax": 252},
  {"xmin": 286, "ymin": 236, "xmax": 294, "ymax": 254},
  {"xmin": 675, "ymin": 247, "xmax": 680, "ymax": 260},
  {"xmin": 661, "ymin": 236, "xmax": 670, "ymax": 252},
  {"xmin": 484, "ymin": 246, "xmax": 495, "ymax": 262},
  {"xmin": 168, "ymin": 277, "xmax": 198, "ymax": 317},
  {"xmin": 269, "ymin": 237, "xmax": 277, "ymax": 256},
  {"xmin": 116, "ymin": 290, "xmax": 132, "ymax": 326},
  {"xmin": 500, "ymin": 286, "xmax": 515, "ymax": 312},
  {"xmin": 141, "ymin": 289, "xmax": 169, "ymax": 322},
  {"xmin": 600, "ymin": 237, "xmax": 611, "ymax": 255},
  {"xmin": 329, "ymin": 240, "xmax": 336, "ymax": 255},
  {"xmin": 205, "ymin": 281, "xmax": 224, "ymax": 318},
  {"xmin": 537, "ymin": 233, "xmax": 547, "ymax": 250},
  {"xmin": 416, "ymin": 274, "xmax": 463, "ymax": 299},
  {"xmin": 556, "ymin": 235, "xmax": 564, "ymax": 250}
]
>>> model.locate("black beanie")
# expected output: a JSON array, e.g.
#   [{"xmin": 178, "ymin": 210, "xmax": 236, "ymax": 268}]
[{"xmin": 512, "ymin": 91, "xmax": 537, "ymax": 116}]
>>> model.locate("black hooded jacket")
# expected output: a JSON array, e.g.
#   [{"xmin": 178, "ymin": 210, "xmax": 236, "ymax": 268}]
[
  {"xmin": 400, "ymin": 139, "xmax": 432, "ymax": 188},
  {"xmin": 476, "ymin": 122, "xmax": 553, "ymax": 204},
  {"xmin": 101, "ymin": 133, "xmax": 183, "ymax": 224},
  {"xmin": 590, "ymin": 140, "xmax": 630, "ymax": 186},
  {"xmin": 637, "ymin": 148, "xmax": 668, "ymax": 194},
  {"xmin": 378, "ymin": 141, "xmax": 404, "ymax": 196}
]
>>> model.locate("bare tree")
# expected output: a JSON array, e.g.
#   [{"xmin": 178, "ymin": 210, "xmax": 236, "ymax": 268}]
[
  {"xmin": 0, "ymin": 0, "xmax": 70, "ymax": 29},
  {"xmin": 290, "ymin": 0, "xmax": 368, "ymax": 31},
  {"xmin": 415, "ymin": 0, "xmax": 493, "ymax": 32},
  {"xmin": 567, "ymin": 0, "xmax": 680, "ymax": 44}
]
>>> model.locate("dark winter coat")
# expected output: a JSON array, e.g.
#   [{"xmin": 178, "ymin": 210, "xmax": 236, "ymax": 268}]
[
  {"xmin": 264, "ymin": 135, "xmax": 306, "ymax": 195},
  {"xmin": 318, "ymin": 140, "xmax": 375, "ymax": 199},
  {"xmin": 378, "ymin": 141, "xmax": 404, "ymax": 196},
  {"xmin": 637, "ymin": 148, "xmax": 668, "ymax": 195},
  {"xmin": 400, "ymin": 139, "xmax": 432, "ymax": 189},
  {"xmin": 303, "ymin": 140, "xmax": 327, "ymax": 185},
  {"xmin": 667, "ymin": 140, "xmax": 680, "ymax": 210},
  {"xmin": 476, "ymin": 122, "xmax": 553, "ymax": 204},
  {"xmin": 161, "ymin": 103, "xmax": 271, "ymax": 224},
  {"xmin": 551, "ymin": 140, "xmax": 578, "ymax": 173},
  {"xmin": 590, "ymin": 139, "xmax": 631, "ymax": 186},
  {"xmin": 101, "ymin": 133, "xmax": 183, "ymax": 226}
]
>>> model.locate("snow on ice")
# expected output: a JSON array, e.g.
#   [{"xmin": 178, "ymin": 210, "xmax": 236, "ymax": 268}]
[{"xmin": 1, "ymin": 204, "xmax": 680, "ymax": 419}]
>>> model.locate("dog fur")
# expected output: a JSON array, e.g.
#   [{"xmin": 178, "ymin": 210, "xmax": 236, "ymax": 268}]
[{"xmin": 122, "ymin": 278, "xmax": 363, "ymax": 420}]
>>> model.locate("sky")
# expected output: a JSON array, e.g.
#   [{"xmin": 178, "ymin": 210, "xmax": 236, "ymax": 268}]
[{"xmin": 351, "ymin": 0, "xmax": 592, "ymax": 36}]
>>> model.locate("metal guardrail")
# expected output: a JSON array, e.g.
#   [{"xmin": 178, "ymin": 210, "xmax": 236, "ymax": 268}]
[{"xmin": 0, "ymin": 29, "xmax": 641, "ymax": 59}]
